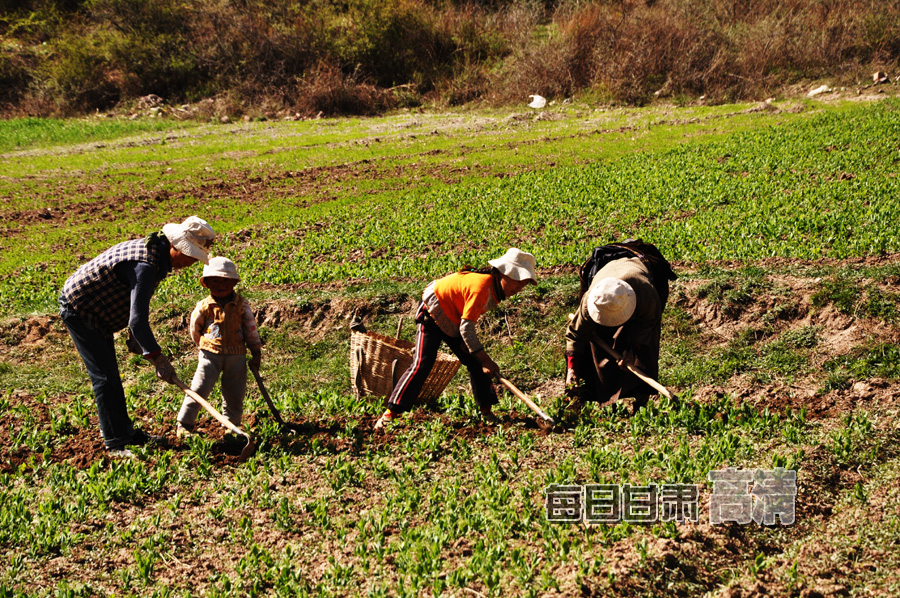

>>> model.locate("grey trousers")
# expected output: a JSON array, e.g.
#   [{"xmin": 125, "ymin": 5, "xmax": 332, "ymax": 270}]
[{"xmin": 177, "ymin": 350, "xmax": 247, "ymax": 427}]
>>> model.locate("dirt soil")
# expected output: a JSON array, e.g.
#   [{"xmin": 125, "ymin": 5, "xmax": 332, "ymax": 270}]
[
  {"xmin": 4, "ymin": 254, "xmax": 898, "ymax": 467},
  {"xmin": 2, "ymin": 253, "xmax": 899, "ymax": 597}
]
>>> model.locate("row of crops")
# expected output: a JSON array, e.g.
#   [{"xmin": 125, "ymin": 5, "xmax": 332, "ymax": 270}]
[
  {"xmin": 2, "ymin": 100, "xmax": 898, "ymax": 315},
  {"xmin": 242, "ymin": 100, "xmax": 899, "ymax": 282}
]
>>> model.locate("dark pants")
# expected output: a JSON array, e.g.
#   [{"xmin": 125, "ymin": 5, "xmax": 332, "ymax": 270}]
[
  {"xmin": 387, "ymin": 304, "xmax": 498, "ymax": 414},
  {"xmin": 577, "ymin": 325, "xmax": 657, "ymax": 406},
  {"xmin": 60, "ymin": 301, "xmax": 135, "ymax": 449}
]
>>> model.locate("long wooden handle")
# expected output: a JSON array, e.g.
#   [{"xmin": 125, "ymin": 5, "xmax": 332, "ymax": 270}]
[
  {"xmin": 566, "ymin": 312, "xmax": 674, "ymax": 400},
  {"xmin": 588, "ymin": 334, "xmax": 674, "ymax": 400},
  {"xmin": 251, "ymin": 369, "xmax": 286, "ymax": 426},
  {"xmin": 173, "ymin": 377, "xmax": 251, "ymax": 439},
  {"xmin": 498, "ymin": 377, "xmax": 555, "ymax": 423}
]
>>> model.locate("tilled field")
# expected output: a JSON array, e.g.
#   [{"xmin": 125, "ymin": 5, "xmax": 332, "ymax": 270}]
[{"xmin": 2, "ymin": 257, "xmax": 899, "ymax": 597}]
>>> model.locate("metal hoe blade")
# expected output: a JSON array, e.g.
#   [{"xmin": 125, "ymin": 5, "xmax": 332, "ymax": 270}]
[
  {"xmin": 497, "ymin": 376, "xmax": 558, "ymax": 431},
  {"xmin": 171, "ymin": 377, "xmax": 256, "ymax": 461},
  {"xmin": 251, "ymin": 369, "xmax": 304, "ymax": 434}
]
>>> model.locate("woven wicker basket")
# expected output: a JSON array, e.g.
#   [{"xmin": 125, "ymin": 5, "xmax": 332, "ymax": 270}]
[{"xmin": 350, "ymin": 329, "xmax": 460, "ymax": 400}]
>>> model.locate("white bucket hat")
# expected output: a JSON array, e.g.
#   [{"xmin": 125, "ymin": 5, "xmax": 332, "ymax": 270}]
[
  {"xmin": 488, "ymin": 248, "xmax": 537, "ymax": 283},
  {"xmin": 162, "ymin": 216, "xmax": 216, "ymax": 264},
  {"xmin": 587, "ymin": 278, "xmax": 636, "ymax": 326},
  {"xmin": 201, "ymin": 256, "xmax": 240, "ymax": 286}
]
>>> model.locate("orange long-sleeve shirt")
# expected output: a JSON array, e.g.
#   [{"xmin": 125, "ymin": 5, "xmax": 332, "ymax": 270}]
[{"xmin": 432, "ymin": 272, "xmax": 497, "ymax": 326}]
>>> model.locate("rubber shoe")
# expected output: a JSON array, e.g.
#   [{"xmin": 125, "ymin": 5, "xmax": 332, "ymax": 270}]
[
  {"xmin": 480, "ymin": 406, "xmax": 500, "ymax": 425},
  {"xmin": 374, "ymin": 410, "xmax": 394, "ymax": 430},
  {"xmin": 127, "ymin": 428, "xmax": 166, "ymax": 448},
  {"xmin": 106, "ymin": 447, "xmax": 135, "ymax": 459},
  {"xmin": 175, "ymin": 423, "xmax": 195, "ymax": 439}
]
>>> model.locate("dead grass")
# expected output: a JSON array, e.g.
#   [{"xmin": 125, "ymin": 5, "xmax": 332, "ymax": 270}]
[{"xmin": 2, "ymin": 0, "xmax": 899, "ymax": 116}]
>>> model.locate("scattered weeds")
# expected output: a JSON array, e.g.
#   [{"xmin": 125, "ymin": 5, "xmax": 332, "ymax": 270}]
[{"xmin": 2, "ymin": 100, "xmax": 900, "ymax": 597}]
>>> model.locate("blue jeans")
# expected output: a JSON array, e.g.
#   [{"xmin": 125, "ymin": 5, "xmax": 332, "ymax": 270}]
[{"xmin": 59, "ymin": 299, "xmax": 135, "ymax": 449}]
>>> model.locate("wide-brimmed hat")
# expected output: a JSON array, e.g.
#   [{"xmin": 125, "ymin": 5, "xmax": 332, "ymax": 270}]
[
  {"xmin": 201, "ymin": 256, "xmax": 240, "ymax": 287},
  {"xmin": 587, "ymin": 278, "xmax": 636, "ymax": 326},
  {"xmin": 488, "ymin": 248, "xmax": 537, "ymax": 284},
  {"xmin": 162, "ymin": 216, "xmax": 216, "ymax": 264}
]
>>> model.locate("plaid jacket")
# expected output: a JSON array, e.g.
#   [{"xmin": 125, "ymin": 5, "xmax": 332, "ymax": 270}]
[{"xmin": 60, "ymin": 238, "xmax": 169, "ymax": 336}]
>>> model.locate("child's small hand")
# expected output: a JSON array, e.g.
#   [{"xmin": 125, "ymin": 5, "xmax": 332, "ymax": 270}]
[{"xmin": 249, "ymin": 350, "xmax": 262, "ymax": 373}]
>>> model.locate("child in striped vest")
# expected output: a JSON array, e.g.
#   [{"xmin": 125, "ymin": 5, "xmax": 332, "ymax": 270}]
[{"xmin": 177, "ymin": 256, "xmax": 262, "ymax": 435}]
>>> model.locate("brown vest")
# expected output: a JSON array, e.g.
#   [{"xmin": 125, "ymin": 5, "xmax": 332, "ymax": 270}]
[{"xmin": 196, "ymin": 293, "xmax": 248, "ymax": 355}]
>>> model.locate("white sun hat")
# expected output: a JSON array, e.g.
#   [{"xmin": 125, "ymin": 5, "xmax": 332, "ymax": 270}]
[
  {"xmin": 587, "ymin": 278, "xmax": 636, "ymax": 327},
  {"xmin": 201, "ymin": 256, "xmax": 240, "ymax": 287},
  {"xmin": 488, "ymin": 248, "xmax": 537, "ymax": 283},
  {"xmin": 162, "ymin": 216, "xmax": 216, "ymax": 264}
]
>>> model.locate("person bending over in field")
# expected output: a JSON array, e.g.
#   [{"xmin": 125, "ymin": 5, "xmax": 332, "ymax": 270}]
[
  {"xmin": 59, "ymin": 216, "xmax": 216, "ymax": 455},
  {"xmin": 176, "ymin": 256, "xmax": 262, "ymax": 437},
  {"xmin": 565, "ymin": 240, "xmax": 677, "ymax": 415},
  {"xmin": 375, "ymin": 248, "xmax": 537, "ymax": 429}
]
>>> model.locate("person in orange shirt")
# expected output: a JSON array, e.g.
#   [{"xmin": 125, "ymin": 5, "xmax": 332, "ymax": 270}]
[{"xmin": 375, "ymin": 248, "xmax": 537, "ymax": 429}]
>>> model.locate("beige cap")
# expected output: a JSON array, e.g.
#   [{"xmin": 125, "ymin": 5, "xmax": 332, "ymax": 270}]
[
  {"xmin": 162, "ymin": 216, "xmax": 216, "ymax": 264},
  {"xmin": 587, "ymin": 278, "xmax": 636, "ymax": 326},
  {"xmin": 201, "ymin": 256, "xmax": 240, "ymax": 287},
  {"xmin": 488, "ymin": 248, "xmax": 537, "ymax": 283}
]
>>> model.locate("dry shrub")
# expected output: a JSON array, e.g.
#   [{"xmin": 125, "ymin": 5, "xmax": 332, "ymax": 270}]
[
  {"xmin": 437, "ymin": 3, "xmax": 511, "ymax": 64},
  {"xmin": 491, "ymin": 35, "xmax": 576, "ymax": 104},
  {"xmin": 435, "ymin": 65, "xmax": 490, "ymax": 107},
  {"xmin": 704, "ymin": 0, "xmax": 900, "ymax": 94},
  {"xmin": 482, "ymin": 2, "xmax": 572, "ymax": 105},
  {"xmin": 188, "ymin": 0, "xmax": 326, "ymax": 94},
  {"xmin": 534, "ymin": 0, "xmax": 900, "ymax": 104},
  {"xmin": 553, "ymin": 1, "xmax": 726, "ymax": 103},
  {"xmin": 3, "ymin": 0, "xmax": 900, "ymax": 116},
  {"xmin": 432, "ymin": 3, "xmax": 516, "ymax": 106},
  {"xmin": 291, "ymin": 61, "xmax": 396, "ymax": 117},
  {"xmin": 186, "ymin": 0, "xmax": 495, "ymax": 112},
  {"xmin": 842, "ymin": 2, "xmax": 900, "ymax": 70}
]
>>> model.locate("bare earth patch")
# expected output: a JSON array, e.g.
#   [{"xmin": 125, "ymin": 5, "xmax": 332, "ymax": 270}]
[{"xmin": 2, "ymin": 256, "xmax": 899, "ymax": 596}]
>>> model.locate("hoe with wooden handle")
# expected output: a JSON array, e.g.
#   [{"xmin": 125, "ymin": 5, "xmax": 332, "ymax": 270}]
[
  {"xmin": 171, "ymin": 376, "xmax": 256, "ymax": 461},
  {"xmin": 587, "ymin": 333, "xmax": 674, "ymax": 400},
  {"xmin": 251, "ymin": 369, "xmax": 304, "ymax": 434},
  {"xmin": 497, "ymin": 376, "xmax": 557, "ymax": 431},
  {"xmin": 567, "ymin": 313, "xmax": 674, "ymax": 400}
]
